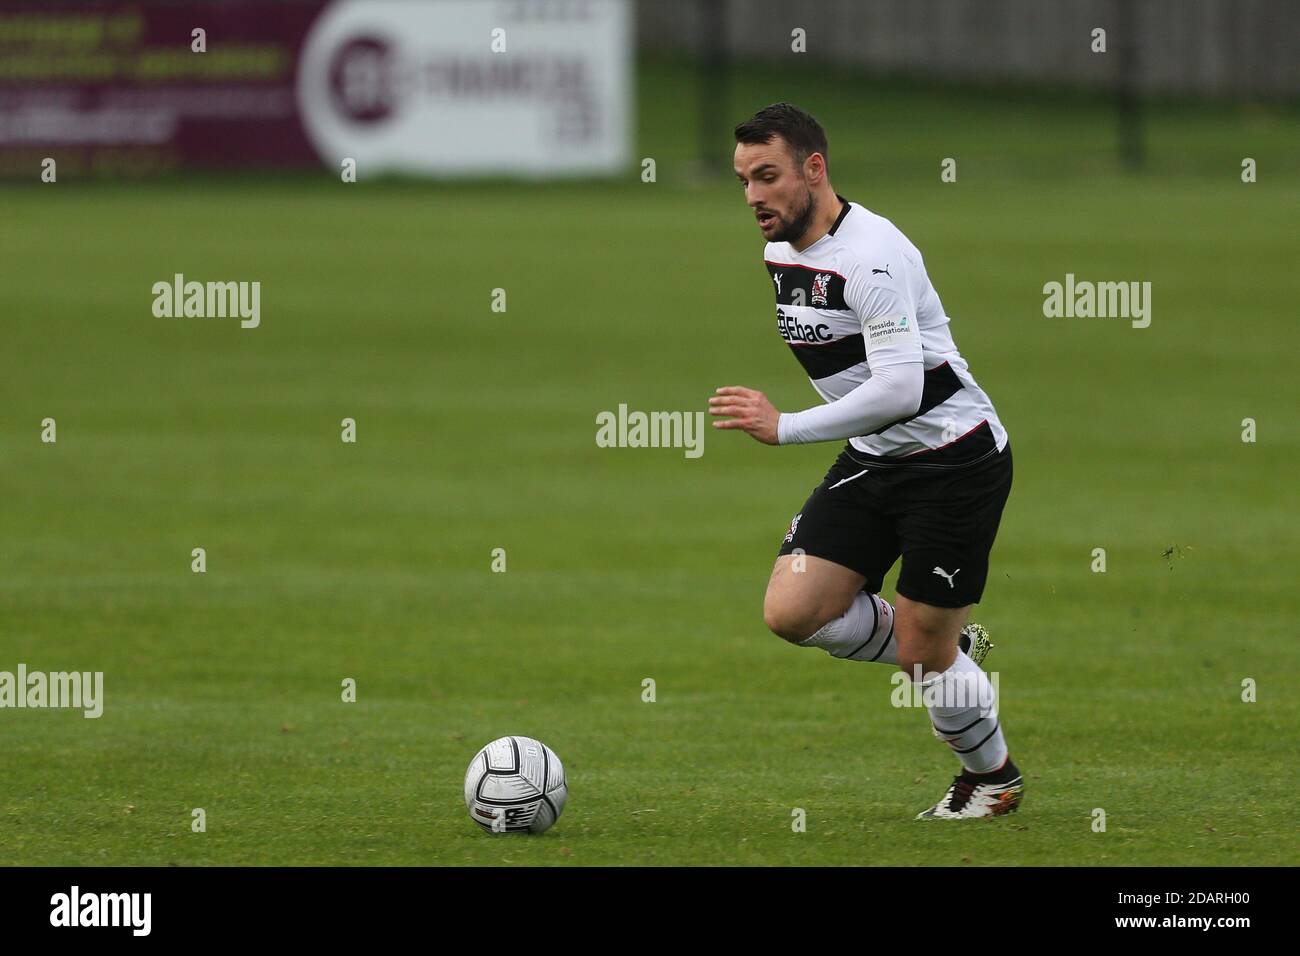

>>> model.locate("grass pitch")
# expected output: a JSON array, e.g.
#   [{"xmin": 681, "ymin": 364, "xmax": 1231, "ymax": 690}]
[{"xmin": 2, "ymin": 61, "xmax": 1297, "ymax": 865}]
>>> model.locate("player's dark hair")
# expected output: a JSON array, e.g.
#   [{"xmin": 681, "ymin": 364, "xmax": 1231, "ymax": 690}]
[{"xmin": 733, "ymin": 103, "xmax": 829, "ymax": 172}]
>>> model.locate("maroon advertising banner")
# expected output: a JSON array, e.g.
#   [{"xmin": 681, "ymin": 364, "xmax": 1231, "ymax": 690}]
[
  {"xmin": 0, "ymin": 1, "xmax": 324, "ymax": 177},
  {"xmin": 0, "ymin": 1, "xmax": 632, "ymax": 179}
]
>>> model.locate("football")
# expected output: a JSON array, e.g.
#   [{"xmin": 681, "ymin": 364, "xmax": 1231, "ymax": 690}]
[{"xmin": 463, "ymin": 736, "xmax": 568, "ymax": 834}]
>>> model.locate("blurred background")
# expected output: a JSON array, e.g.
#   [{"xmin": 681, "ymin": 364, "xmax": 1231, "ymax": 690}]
[{"xmin": 1, "ymin": 0, "xmax": 1297, "ymax": 181}]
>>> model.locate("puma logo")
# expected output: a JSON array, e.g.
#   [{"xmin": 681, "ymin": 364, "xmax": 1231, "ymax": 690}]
[
  {"xmin": 932, "ymin": 566, "xmax": 960, "ymax": 588},
  {"xmin": 872, "ymin": 264, "xmax": 892, "ymax": 278}
]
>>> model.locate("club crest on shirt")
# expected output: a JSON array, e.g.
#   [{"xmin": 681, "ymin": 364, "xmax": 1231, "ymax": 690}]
[{"xmin": 810, "ymin": 273, "xmax": 832, "ymax": 307}]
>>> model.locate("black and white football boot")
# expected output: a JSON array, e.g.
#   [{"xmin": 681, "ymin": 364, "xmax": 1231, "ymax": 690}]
[{"xmin": 915, "ymin": 759, "xmax": 1023, "ymax": 820}]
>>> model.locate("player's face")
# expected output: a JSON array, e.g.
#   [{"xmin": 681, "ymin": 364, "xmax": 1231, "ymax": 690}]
[{"xmin": 734, "ymin": 138, "xmax": 817, "ymax": 244}]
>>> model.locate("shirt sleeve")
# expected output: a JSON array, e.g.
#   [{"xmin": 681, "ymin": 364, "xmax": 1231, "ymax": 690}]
[
  {"xmin": 844, "ymin": 263, "xmax": 922, "ymax": 368},
  {"xmin": 775, "ymin": 264, "xmax": 924, "ymax": 445}
]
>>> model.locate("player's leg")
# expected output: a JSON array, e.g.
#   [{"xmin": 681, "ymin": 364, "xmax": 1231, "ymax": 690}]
[
  {"xmin": 891, "ymin": 596, "xmax": 998, "ymax": 680},
  {"xmin": 767, "ymin": 451, "xmax": 901, "ymax": 663},
  {"xmin": 763, "ymin": 553, "xmax": 863, "ymax": 641},
  {"xmin": 893, "ymin": 593, "xmax": 968, "ymax": 677},
  {"xmin": 895, "ymin": 593, "xmax": 1020, "ymax": 819},
  {"xmin": 896, "ymin": 595, "xmax": 1008, "ymax": 773},
  {"xmin": 891, "ymin": 446, "xmax": 1021, "ymax": 818},
  {"xmin": 764, "ymin": 554, "xmax": 899, "ymax": 662}
]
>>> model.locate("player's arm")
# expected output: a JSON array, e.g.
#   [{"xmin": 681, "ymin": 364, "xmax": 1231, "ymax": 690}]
[
  {"xmin": 775, "ymin": 321, "xmax": 922, "ymax": 447},
  {"xmin": 710, "ymin": 271, "xmax": 923, "ymax": 445},
  {"xmin": 774, "ymin": 359, "xmax": 921, "ymax": 445}
]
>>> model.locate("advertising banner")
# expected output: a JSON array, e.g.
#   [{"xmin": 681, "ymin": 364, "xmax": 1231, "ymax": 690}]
[{"xmin": 0, "ymin": 0, "xmax": 631, "ymax": 178}]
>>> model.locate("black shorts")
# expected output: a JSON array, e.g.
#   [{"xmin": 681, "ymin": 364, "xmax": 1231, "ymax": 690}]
[{"xmin": 776, "ymin": 443, "xmax": 1013, "ymax": 608}]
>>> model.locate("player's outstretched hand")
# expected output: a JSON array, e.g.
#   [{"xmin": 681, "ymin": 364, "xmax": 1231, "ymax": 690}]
[{"xmin": 709, "ymin": 386, "xmax": 780, "ymax": 445}]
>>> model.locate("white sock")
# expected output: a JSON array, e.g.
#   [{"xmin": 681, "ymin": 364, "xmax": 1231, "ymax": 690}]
[
  {"xmin": 919, "ymin": 650, "xmax": 1008, "ymax": 774},
  {"xmin": 798, "ymin": 592, "xmax": 897, "ymax": 664}
]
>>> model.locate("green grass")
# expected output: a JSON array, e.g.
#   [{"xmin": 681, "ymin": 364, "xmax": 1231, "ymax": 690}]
[{"xmin": 1, "ymin": 60, "xmax": 1297, "ymax": 865}]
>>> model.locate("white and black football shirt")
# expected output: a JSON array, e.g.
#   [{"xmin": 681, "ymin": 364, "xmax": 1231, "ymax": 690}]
[{"xmin": 765, "ymin": 196, "xmax": 1007, "ymax": 466}]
